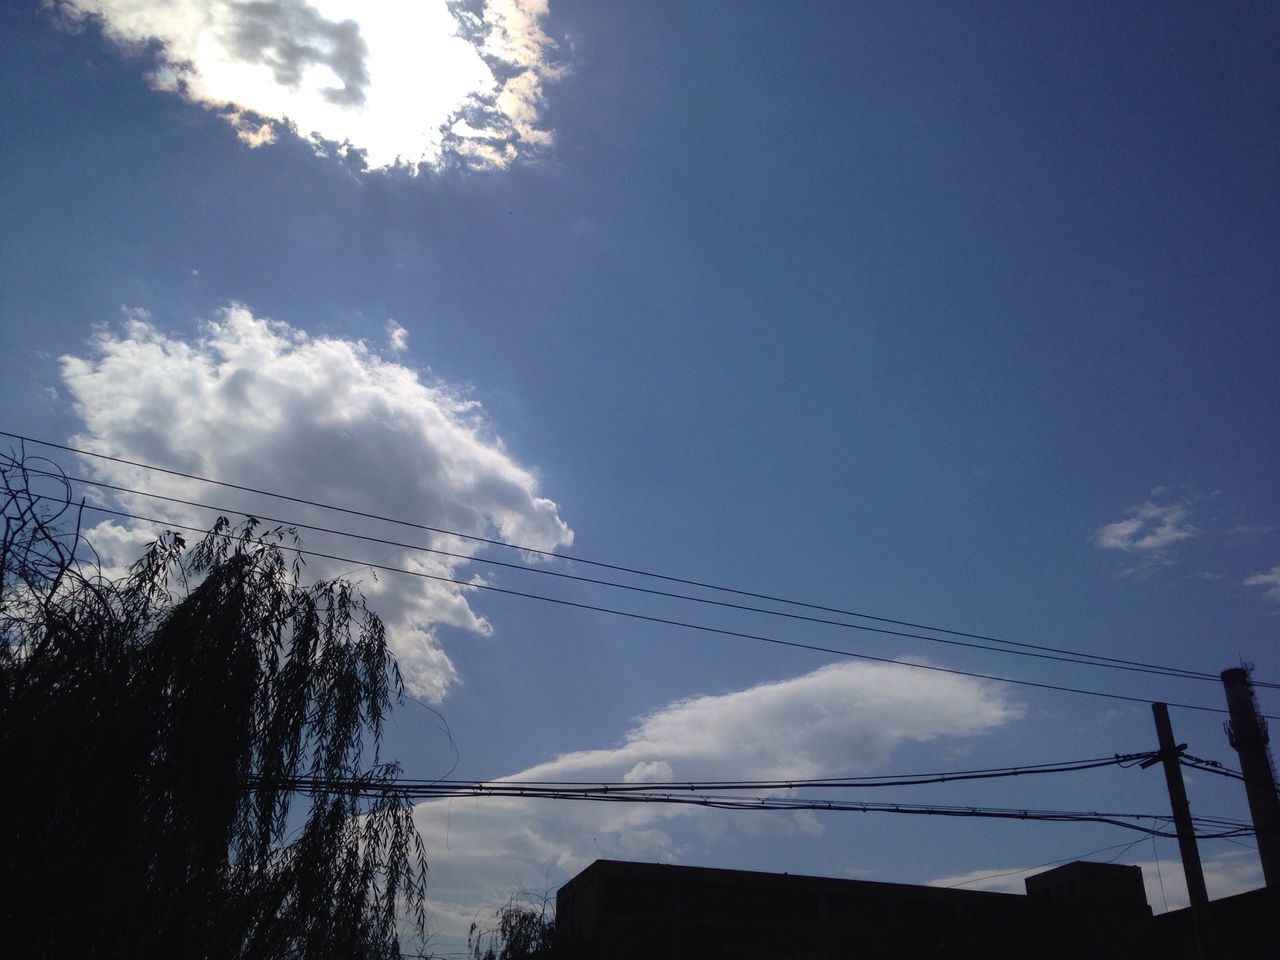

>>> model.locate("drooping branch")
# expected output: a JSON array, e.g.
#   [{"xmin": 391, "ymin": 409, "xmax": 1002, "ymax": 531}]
[{"xmin": 0, "ymin": 450, "xmax": 429, "ymax": 960}]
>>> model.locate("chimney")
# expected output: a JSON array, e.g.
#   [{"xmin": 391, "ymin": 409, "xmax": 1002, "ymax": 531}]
[{"xmin": 1221, "ymin": 666, "xmax": 1280, "ymax": 887}]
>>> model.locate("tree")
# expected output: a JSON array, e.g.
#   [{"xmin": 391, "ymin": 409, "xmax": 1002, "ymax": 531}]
[
  {"xmin": 468, "ymin": 894, "xmax": 557, "ymax": 960},
  {"xmin": 0, "ymin": 451, "xmax": 428, "ymax": 959}
]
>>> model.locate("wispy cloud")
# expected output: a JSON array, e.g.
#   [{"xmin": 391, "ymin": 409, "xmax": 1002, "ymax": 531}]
[
  {"xmin": 1095, "ymin": 501, "xmax": 1196, "ymax": 553},
  {"xmin": 49, "ymin": 0, "xmax": 565, "ymax": 171},
  {"xmin": 1244, "ymin": 565, "xmax": 1280, "ymax": 602},
  {"xmin": 59, "ymin": 304, "xmax": 573, "ymax": 699},
  {"xmin": 516, "ymin": 659, "xmax": 1021, "ymax": 783},
  {"xmin": 386, "ymin": 318, "xmax": 408, "ymax": 352},
  {"xmin": 413, "ymin": 660, "xmax": 1021, "ymax": 945}
]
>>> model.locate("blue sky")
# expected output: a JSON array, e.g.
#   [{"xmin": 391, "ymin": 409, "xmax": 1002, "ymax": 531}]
[{"xmin": 3, "ymin": 1, "xmax": 1278, "ymax": 951}]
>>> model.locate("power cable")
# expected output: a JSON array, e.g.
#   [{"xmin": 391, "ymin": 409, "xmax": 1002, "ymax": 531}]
[
  {"xmin": 68, "ymin": 500, "xmax": 1280, "ymax": 721},
  {"xmin": 7, "ymin": 430, "xmax": 1272, "ymax": 691},
  {"xmin": 1213, "ymin": 835, "xmax": 1259, "ymax": 852},
  {"xmin": 379, "ymin": 753, "xmax": 1156, "ymax": 792},
  {"xmin": 30, "ymin": 465, "xmax": 1249, "ymax": 689},
  {"xmin": 940, "ymin": 836, "xmax": 1150, "ymax": 888},
  {"xmin": 1179, "ymin": 754, "xmax": 1280, "ymax": 797},
  {"xmin": 248, "ymin": 773, "xmax": 1254, "ymax": 839},
  {"xmin": 1152, "ymin": 836, "xmax": 1169, "ymax": 912}
]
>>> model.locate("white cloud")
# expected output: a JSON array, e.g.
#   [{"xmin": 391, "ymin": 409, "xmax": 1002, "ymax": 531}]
[
  {"xmin": 49, "ymin": 0, "xmax": 565, "ymax": 171},
  {"xmin": 1244, "ymin": 565, "xmax": 1280, "ymax": 602},
  {"xmin": 930, "ymin": 850, "xmax": 1263, "ymax": 913},
  {"xmin": 386, "ymin": 318, "xmax": 408, "ymax": 352},
  {"xmin": 514, "ymin": 659, "xmax": 1022, "ymax": 783},
  {"xmin": 412, "ymin": 660, "xmax": 1021, "ymax": 946},
  {"xmin": 1095, "ymin": 501, "xmax": 1196, "ymax": 553},
  {"xmin": 59, "ymin": 303, "xmax": 573, "ymax": 699}
]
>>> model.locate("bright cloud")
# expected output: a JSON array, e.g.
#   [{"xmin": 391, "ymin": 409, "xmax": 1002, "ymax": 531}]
[
  {"xmin": 413, "ymin": 660, "xmax": 1021, "ymax": 945},
  {"xmin": 59, "ymin": 304, "xmax": 573, "ymax": 699},
  {"xmin": 930, "ymin": 850, "xmax": 1262, "ymax": 913},
  {"xmin": 386, "ymin": 318, "xmax": 408, "ymax": 351},
  {"xmin": 49, "ymin": 0, "xmax": 565, "ymax": 170},
  {"xmin": 514, "ymin": 659, "xmax": 1022, "ymax": 783},
  {"xmin": 1243, "ymin": 565, "xmax": 1280, "ymax": 602},
  {"xmin": 1095, "ymin": 501, "xmax": 1196, "ymax": 553}
]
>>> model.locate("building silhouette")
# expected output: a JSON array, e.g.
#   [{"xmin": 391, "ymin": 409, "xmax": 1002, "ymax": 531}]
[{"xmin": 557, "ymin": 858, "xmax": 1278, "ymax": 959}]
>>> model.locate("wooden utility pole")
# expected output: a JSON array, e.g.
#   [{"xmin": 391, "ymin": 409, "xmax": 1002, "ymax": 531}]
[{"xmin": 1147, "ymin": 702, "xmax": 1213, "ymax": 959}]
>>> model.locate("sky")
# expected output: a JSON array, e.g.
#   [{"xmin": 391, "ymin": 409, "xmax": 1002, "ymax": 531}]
[{"xmin": 2, "ymin": 0, "xmax": 1278, "ymax": 953}]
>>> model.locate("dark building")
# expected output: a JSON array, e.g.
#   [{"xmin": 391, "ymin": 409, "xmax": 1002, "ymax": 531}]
[
  {"xmin": 1152, "ymin": 886, "xmax": 1280, "ymax": 960},
  {"xmin": 1024, "ymin": 860, "xmax": 1149, "ymax": 907},
  {"xmin": 556, "ymin": 859, "xmax": 1154, "ymax": 959}
]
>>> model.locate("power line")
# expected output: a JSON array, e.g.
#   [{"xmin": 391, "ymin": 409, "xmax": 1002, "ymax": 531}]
[
  {"xmin": 1180, "ymin": 754, "xmax": 1280, "ymax": 798},
  {"xmin": 7, "ymin": 430, "xmax": 1271, "ymax": 691},
  {"xmin": 1151, "ymin": 836, "xmax": 1169, "ymax": 913},
  {"xmin": 30, "ymin": 466, "xmax": 1247, "ymax": 690},
  {"xmin": 1214, "ymin": 835, "xmax": 1260, "ymax": 853},
  {"xmin": 386, "ymin": 752, "xmax": 1157, "ymax": 792},
  {"xmin": 61, "ymin": 500, "xmax": 1280, "ymax": 720},
  {"xmin": 249, "ymin": 773, "xmax": 1253, "ymax": 840},
  {"xmin": 299, "ymin": 751, "xmax": 1262, "ymax": 845},
  {"xmin": 940, "ymin": 836, "xmax": 1151, "ymax": 888}
]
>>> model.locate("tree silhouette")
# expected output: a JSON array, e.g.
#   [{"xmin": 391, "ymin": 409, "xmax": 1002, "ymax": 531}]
[
  {"xmin": 468, "ymin": 893, "xmax": 557, "ymax": 960},
  {"xmin": 0, "ymin": 451, "xmax": 428, "ymax": 959}
]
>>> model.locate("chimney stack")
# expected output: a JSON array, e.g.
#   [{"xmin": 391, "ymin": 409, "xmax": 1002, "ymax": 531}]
[{"xmin": 1221, "ymin": 666, "xmax": 1280, "ymax": 887}]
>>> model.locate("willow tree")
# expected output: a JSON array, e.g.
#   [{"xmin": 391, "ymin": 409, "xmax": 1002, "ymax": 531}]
[
  {"xmin": 468, "ymin": 894, "xmax": 557, "ymax": 960},
  {"xmin": 0, "ymin": 451, "xmax": 428, "ymax": 959}
]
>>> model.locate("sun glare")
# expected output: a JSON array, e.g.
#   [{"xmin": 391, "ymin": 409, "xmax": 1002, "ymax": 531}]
[{"xmin": 57, "ymin": 0, "xmax": 563, "ymax": 170}]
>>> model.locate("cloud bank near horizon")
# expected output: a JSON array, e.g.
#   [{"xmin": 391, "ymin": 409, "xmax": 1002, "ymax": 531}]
[
  {"xmin": 412, "ymin": 660, "xmax": 1022, "ymax": 942},
  {"xmin": 59, "ymin": 303, "xmax": 573, "ymax": 699},
  {"xmin": 49, "ymin": 0, "xmax": 565, "ymax": 170}
]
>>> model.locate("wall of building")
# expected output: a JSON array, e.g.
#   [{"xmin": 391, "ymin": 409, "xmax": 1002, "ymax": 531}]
[{"xmin": 557, "ymin": 860, "xmax": 1155, "ymax": 960}]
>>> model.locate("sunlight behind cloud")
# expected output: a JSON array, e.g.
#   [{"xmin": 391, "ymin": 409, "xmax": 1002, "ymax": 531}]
[{"xmin": 50, "ymin": 0, "xmax": 564, "ymax": 170}]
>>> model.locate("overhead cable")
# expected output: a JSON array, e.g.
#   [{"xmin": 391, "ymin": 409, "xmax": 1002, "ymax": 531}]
[
  {"xmin": 248, "ymin": 773, "xmax": 1254, "ymax": 840},
  {"xmin": 64, "ymin": 501, "xmax": 1279, "ymax": 720},
  {"xmin": 7, "ymin": 430, "xmax": 1271, "ymax": 691},
  {"xmin": 1180, "ymin": 754, "xmax": 1280, "ymax": 797},
  {"xmin": 355, "ymin": 752, "xmax": 1157, "ymax": 792},
  {"xmin": 30, "ymin": 466, "xmax": 1248, "ymax": 689},
  {"xmin": 940, "ymin": 837, "xmax": 1151, "ymax": 888}
]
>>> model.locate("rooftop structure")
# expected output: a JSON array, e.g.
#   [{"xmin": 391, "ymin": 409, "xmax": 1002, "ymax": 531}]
[{"xmin": 556, "ymin": 859, "xmax": 1153, "ymax": 959}]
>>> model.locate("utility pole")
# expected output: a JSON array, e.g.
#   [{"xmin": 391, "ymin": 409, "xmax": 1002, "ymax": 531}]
[
  {"xmin": 1220, "ymin": 666, "xmax": 1280, "ymax": 887},
  {"xmin": 1146, "ymin": 702, "xmax": 1213, "ymax": 959}
]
